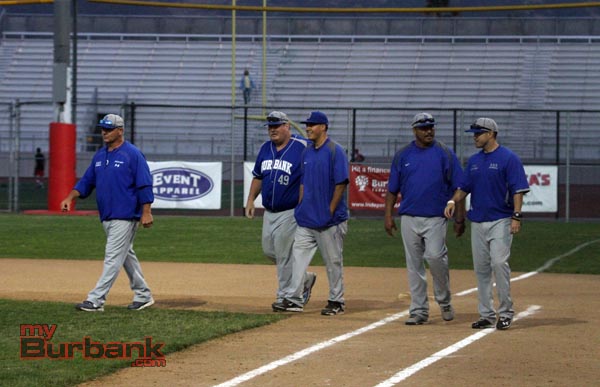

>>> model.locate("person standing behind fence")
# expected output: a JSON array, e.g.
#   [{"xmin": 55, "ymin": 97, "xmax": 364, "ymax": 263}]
[
  {"xmin": 384, "ymin": 112, "xmax": 466, "ymax": 325},
  {"xmin": 245, "ymin": 111, "xmax": 317, "ymax": 312},
  {"xmin": 60, "ymin": 114, "xmax": 155, "ymax": 312},
  {"xmin": 240, "ymin": 69, "xmax": 255, "ymax": 105},
  {"xmin": 278, "ymin": 111, "xmax": 349, "ymax": 316},
  {"xmin": 34, "ymin": 147, "xmax": 45, "ymax": 188},
  {"xmin": 445, "ymin": 117, "xmax": 530, "ymax": 330}
]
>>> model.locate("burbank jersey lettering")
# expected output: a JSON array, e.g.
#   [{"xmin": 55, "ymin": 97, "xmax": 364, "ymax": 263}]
[{"xmin": 260, "ymin": 159, "xmax": 293, "ymax": 175}]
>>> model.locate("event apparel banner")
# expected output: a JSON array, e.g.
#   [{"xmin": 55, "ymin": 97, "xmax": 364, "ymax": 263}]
[
  {"xmin": 348, "ymin": 163, "xmax": 558, "ymax": 213},
  {"xmin": 148, "ymin": 161, "xmax": 222, "ymax": 209},
  {"xmin": 243, "ymin": 161, "xmax": 264, "ymax": 209}
]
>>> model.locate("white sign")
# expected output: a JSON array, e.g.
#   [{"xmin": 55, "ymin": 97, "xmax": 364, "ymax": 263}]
[
  {"xmin": 522, "ymin": 165, "xmax": 557, "ymax": 212},
  {"xmin": 243, "ymin": 161, "xmax": 263, "ymax": 209},
  {"xmin": 148, "ymin": 161, "xmax": 222, "ymax": 209}
]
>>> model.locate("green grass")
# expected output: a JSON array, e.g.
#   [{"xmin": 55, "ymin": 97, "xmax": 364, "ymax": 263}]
[
  {"xmin": 1, "ymin": 214, "xmax": 599, "ymax": 274},
  {"xmin": 1, "ymin": 298, "xmax": 284, "ymax": 387}
]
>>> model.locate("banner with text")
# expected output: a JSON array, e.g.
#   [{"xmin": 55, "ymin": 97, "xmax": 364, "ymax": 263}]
[
  {"xmin": 349, "ymin": 164, "xmax": 557, "ymax": 213},
  {"xmin": 348, "ymin": 164, "xmax": 399, "ymax": 211},
  {"xmin": 148, "ymin": 161, "xmax": 222, "ymax": 209}
]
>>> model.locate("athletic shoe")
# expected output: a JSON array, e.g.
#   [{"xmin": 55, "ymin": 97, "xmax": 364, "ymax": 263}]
[
  {"xmin": 127, "ymin": 298, "xmax": 155, "ymax": 310},
  {"xmin": 405, "ymin": 314, "xmax": 428, "ymax": 325},
  {"xmin": 75, "ymin": 300, "xmax": 104, "ymax": 312},
  {"xmin": 272, "ymin": 299, "xmax": 303, "ymax": 312},
  {"xmin": 496, "ymin": 317, "xmax": 512, "ymax": 330},
  {"xmin": 471, "ymin": 318, "xmax": 494, "ymax": 329},
  {"xmin": 441, "ymin": 305, "xmax": 455, "ymax": 321},
  {"xmin": 321, "ymin": 301, "xmax": 345, "ymax": 316},
  {"xmin": 302, "ymin": 272, "xmax": 317, "ymax": 306}
]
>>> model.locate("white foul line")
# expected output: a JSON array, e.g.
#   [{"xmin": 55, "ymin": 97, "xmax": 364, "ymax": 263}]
[
  {"xmin": 214, "ymin": 239, "xmax": 597, "ymax": 387},
  {"xmin": 455, "ymin": 238, "xmax": 600, "ymax": 297},
  {"xmin": 213, "ymin": 310, "xmax": 410, "ymax": 387},
  {"xmin": 373, "ymin": 305, "xmax": 541, "ymax": 387}
]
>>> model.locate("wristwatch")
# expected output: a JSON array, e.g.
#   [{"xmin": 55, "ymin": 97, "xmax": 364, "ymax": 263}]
[{"xmin": 512, "ymin": 212, "xmax": 523, "ymax": 221}]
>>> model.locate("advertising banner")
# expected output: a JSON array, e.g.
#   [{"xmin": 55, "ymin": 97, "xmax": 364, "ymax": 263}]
[
  {"xmin": 522, "ymin": 165, "xmax": 557, "ymax": 212},
  {"xmin": 243, "ymin": 161, "xmax": 264, "ymax": 209},
  {"xmin": 348, "ymin": 163, "xmax": 557, "ymax": 214},
  {"xmin": 148, "ymin": 161, "xmax": 222, "ymax": 209},
  {"xmin": 348, "ymin": 164, "xmax": 399, "ymax": 211}
]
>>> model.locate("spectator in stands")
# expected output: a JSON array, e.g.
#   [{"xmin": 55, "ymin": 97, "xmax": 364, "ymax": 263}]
[
  {"xmin": 240, "ymin": 69, "xmax": 256, "ymax": 105},
  {"xmin": 352, "ymin": 148, "xmax": 365, "ymax": 162},
  {"xmin": 34, "ymin": 147, "xmax": 45, "ymax": 188}
]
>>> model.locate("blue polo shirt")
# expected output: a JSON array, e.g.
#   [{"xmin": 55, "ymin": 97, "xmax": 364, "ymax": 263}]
[
  {"xmin": 388, "ymin": 140, "xmax": 464, "ymax": 217},
  {"xmin": 295, "ymin": 138, "xmax": 349, "ymax": 229},
  {"xmin": 462, "ymin": 145, "xmax": 530, "ymax": 222},
  {"xmin": 252, "ymin": 134, "xmax": 308, "ymax": 212},
  {"xmin": 75, "ymin": 141, "xmax": 154, "ymax": 222}
]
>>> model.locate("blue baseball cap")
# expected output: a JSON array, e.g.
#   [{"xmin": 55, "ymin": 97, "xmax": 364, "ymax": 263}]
[{"xmin": 301, "ymin": 111, "xmax": 329, "ymax": 125}]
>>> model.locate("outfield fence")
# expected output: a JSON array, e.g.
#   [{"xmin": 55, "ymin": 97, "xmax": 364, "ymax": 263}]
[{"xmin": 1, "ymin": 101, "xmax": 599, "ymax": 219}]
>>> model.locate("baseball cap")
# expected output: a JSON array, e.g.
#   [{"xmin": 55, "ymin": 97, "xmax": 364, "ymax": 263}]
[
  {"xmin": 264, "ymin": 111, "xmax": 289, "ymax": 126},
  {"xmin": 465, "ymin": 117, "xmax": 498, "ymax": 134},
  {"xmin": 98, "ymin": 114, "xmax": 124, "ymax": 130},
  {"xmin": 411, "ymin": 112, "xmax": 435, "ymax": 128},
  {"xmin": 300, "ymin": 111, "xmax": 329, "ymax": 125}
]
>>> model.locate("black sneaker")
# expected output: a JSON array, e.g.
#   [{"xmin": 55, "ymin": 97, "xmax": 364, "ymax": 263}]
[
  {"xmin": 272, "ymin": 299, "xmax": 303, "ymax": 312},
  {"xmin": 471, "ymin": 318, "xmax": 494, "ymax": 329},
  {"xmin": 302, "ymin": 272, "xmax": 317, "ymax": 306},
  {"xmin": 321, "ymin": 301, "xmax": 345, "ymax": 316},
  {"xmin": 405, "ymin": 314, "xmax": 428, "ymax": 325},
  {"xmin": 127, "ymin": 298, "xmax": 155, "ymax": 310},
  {"xmin": 496, "ymin": 317, "xmax": 512, "ymax": 330},
  {"xmin": 75, "ymin": 300, "xmax": 104, "ymax": 312}
]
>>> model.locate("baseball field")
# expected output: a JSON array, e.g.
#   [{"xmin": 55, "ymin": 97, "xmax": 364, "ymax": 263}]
[{"xmin": 1, "ymin": 214, "xmax": 599, "ymax": 386}]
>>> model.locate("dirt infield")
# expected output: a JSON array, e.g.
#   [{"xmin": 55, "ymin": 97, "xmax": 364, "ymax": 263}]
[{"xmin": 1, "ymin": 258, "xmax": 599, "ymax": 386}]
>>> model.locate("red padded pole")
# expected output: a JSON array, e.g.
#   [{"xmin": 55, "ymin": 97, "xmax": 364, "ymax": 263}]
[{"xmin": 48, "ymin": 122, "xmax": 76, "ymax": 211}]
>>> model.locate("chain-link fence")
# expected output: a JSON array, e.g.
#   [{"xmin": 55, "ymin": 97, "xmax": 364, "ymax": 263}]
[{"xmin": 1, "ymin": 101, "xmax": 599, "ymax": 218}]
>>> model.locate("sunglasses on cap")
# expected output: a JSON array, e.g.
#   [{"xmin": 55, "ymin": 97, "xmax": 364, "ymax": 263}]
[
  {"xmin": 469, "ymin": 124, "xmax": 493, "ymax": 131},
  {"xmin": 414, "ymin": 118, "xmax": 435, "ymax": 125}
]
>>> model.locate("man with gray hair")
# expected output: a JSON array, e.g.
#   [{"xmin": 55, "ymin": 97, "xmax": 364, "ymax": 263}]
[
  {"xmin": 246, "ymin": 111, "xmax": 317, "ymax": 312},
  {"xmin": 60, "ymin": 113, "xmax": 155, "ymax": 312}
]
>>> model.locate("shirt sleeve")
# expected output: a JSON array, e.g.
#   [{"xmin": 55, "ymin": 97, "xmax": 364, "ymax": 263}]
[
  {"xmin": 387, "ymin": 152, "xmax": 401, "ymax": 194},
  {"xmin": 333, "ymin": 144, "xmax": 349, "ymax": 185},
  {"xmin": 134, "ymin": 151, "xmax": 154, "ymax": 204},
  {"xmin": 449, "ymin": 150, "xmax": 466, "ymax": 191},
  {"xmin": 74, "ymin": 158, "xmax": 97, "ymax": 198},
  {"xmin": 507, "ymin": 153, "xmax": 530, "ymax": 195}
]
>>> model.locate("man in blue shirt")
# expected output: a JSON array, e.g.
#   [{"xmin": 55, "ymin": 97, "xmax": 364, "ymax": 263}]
[
  {"xmin": 60, "ymin": 114, "xmax": 155, "ymax": 312},
  {"xmin": 281, "ymin": 111, "xmax": 349, "ymax": 316},
  {"xmin": 246, "ymin": 111, "xmax": 317, "ymax": 312},
  {"xmin": 385, "ymin": 112, "xmax": 465, "ymax": 325},
  {"xmin": 445, "ymin": 117, "xmax": 530, "ymax": 330}
]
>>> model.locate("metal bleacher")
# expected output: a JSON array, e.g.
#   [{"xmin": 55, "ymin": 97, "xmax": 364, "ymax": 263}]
[{"xmin": 1, "ymin": 33, "xmax": 600, "ymax": 162}]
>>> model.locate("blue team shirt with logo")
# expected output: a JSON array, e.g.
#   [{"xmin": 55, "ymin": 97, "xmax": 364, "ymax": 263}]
[
  {"xmin": 388, "ymin": 140, "xmax": 464, "ymax": 217},
  {"xmin": 462, "ymin": 145, "xmax": 530, "ymax": 222},
  {"xmin": 75, "ymin": 141, "xmax": 154, "ymax": 221},
  {"xmin": 295, "ymin": 138, "xmax": 349, "ymax": 229},
  {"xmin": 252, "ymin": 134, "xmax": 308, "ymax": 212}
]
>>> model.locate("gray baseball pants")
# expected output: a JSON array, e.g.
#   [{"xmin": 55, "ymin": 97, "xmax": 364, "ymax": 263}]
[
  {"xmin": 262, "ymin": 209, "xmax": 297, "ymax": 302},
  {"xmin": 87, "ymin": 219, "xmax": 152, "ymax": 306},
  {"xmin": 471, "ymin": 218, "xmax": 514, "ymax": 321},
  {"xmin": 400, "ymin": 215, "xmax": 452, "ymax": 318},
  {"xmin": 288, "ymin": 221, "xmax": 348, "ymax": 306}
]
